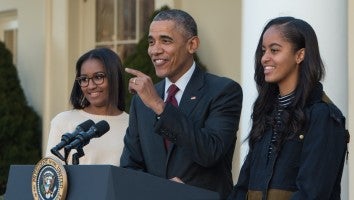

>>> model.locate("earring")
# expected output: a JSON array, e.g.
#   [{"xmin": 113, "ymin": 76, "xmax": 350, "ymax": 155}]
[{"xmin": 80, "ymin": 96, "xmax": 87, "ymax": 108}]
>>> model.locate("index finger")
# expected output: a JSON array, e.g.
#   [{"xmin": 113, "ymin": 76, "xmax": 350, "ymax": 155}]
[{"xmin": 125, "ymin": 67, "xmax": 147, "ymax": 77}]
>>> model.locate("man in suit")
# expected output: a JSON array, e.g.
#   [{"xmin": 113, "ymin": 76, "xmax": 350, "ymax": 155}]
[{"xmin": 120, "ymin": 9, "xmax": 243, "ymax": 199}]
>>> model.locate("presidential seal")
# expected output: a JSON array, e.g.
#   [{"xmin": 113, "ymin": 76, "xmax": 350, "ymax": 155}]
[{"xmin": 32, "ymin": 157, "xmax": 67, "ymax": 200}]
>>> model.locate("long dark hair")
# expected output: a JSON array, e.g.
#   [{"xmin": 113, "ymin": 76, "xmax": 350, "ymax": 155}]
[
  {"xmin": 249, "ymin": 16, "xmax": 325, "ymax": 149},
  {"xmin": 70, "ymin": 48, "xmax": 125, "ymax": 111}
]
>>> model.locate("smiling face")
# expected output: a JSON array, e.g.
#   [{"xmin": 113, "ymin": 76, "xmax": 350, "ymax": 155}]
[
  {"xmin": 148, "ymin": 20, "xmax": 199, "ymax": 83},
  {"xmin": 261, "ymin": 25, "xmax": 304, "ymax": 95},
  {"xmin": 79, "ymin": 59, "xmax": 110, "ymax": 111}
]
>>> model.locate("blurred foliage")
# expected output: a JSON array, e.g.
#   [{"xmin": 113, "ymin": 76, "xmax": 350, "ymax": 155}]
[
  {"xmin": 0, "ymin": 41, "xmax": 42, "ymax": 195},
  {"xmin": 123, "ymin": 6, "xmax": 207, "ymax": 112}
]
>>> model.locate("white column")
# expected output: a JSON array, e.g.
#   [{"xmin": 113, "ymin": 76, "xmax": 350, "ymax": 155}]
[
  {"xmin": 43, "ymin": 0, "xmax": 72, "ymax": 153},
  {"xmin": 241, "ymin": 0, "xmax": 348, "ymax": 199},
  {"xmin": 347, "ymin": 0, "xmax": 354, "ymax": 199}
]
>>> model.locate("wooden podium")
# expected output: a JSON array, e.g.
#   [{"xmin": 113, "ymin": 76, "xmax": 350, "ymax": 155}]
[{"xmin": 5, "ymin": 164, "xmax": 220, "ymax": 200}]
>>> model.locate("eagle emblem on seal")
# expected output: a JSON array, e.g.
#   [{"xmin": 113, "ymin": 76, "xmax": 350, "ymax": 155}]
[{"xmin": 40, "ymin": 170, "xmax": 57, "ymax": 199}]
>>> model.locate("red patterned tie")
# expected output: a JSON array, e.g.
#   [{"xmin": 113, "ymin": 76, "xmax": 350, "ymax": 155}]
[
  {"xmin": 164, "ymin": 84, "xmax": 179, "ymax": 149},
  {"xmin": 166, "ymin": 84, "xmax": 179, "ymax": 107}
]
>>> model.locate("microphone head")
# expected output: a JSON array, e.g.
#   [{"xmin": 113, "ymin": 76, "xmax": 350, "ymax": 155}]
[
  {"xmin": 94, "ymin": 120, "xmax": 110, "ymax": 137},
  {"xmin": 78, "ymin": 119, "xmax": 95, "ymax": 131}
]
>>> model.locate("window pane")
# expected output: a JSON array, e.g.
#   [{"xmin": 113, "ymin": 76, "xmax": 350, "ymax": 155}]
[
  {"xmin": 117, "ymin": 0, "xmax": 136, "ymax": 40},
  {"xmin": 95, "ymin": 0, "xmax": 154, "ymax": 63},
  {"xmin": 96, "ymin": 45, "xmax": 115, "ymax": 52},
  {"xmin": 95, "ymin": 44, "xmax": 136, "ymax": 62},
  {"xmin": 96, "ymin": 0, "xmax": 115, "ymax": 42},
  {"xmin": 116, "ymin": 44, "xmax": 137, "ymax": 61}
]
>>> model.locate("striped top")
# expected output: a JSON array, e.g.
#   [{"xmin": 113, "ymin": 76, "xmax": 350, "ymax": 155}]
[{"xmin": 268, "ymin": 92, "xmax": 295, "ymax": 159}]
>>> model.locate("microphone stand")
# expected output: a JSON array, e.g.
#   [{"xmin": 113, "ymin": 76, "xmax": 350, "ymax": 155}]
[
  {"xmin": 72, "ymin": 147, "xmax": 85, "ymax": 165},
  {"xmin": 64, "ymin": 147, "xmax": 71, "ymax": 165},
  {"xmin": 51, "ymin": 148, "xmax": 65, "ymax": 162}
]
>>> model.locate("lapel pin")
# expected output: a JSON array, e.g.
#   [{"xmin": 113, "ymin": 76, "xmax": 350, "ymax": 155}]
[
  {"xmin": 299, "ymin": 134, "xmax": 304, "ymax": 140},
  {"xmin": 190, "ymin": 96, "xmax": 196, "ymax": 100}
]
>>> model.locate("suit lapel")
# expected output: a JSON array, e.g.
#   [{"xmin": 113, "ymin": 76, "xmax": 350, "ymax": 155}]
[{"xmin": 178, "ymin": 66, "xmax": 205, "ymax": 117}]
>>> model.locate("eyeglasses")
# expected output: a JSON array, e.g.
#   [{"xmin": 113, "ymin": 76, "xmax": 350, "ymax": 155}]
[{"xmin": 76, "ymin": 72, "xmax": 106, "ymax": 87}]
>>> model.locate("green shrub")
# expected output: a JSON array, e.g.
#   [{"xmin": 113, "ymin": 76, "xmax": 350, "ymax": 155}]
[
  {"xmin": 123, "ymin": 6, "xmax": 207, "ymax": 112},
  {"xmin": 0, "ymin": 41, "xmax": 42, "ymax": 195}
]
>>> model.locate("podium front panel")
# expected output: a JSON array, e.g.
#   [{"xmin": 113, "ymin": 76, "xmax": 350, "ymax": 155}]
[{"xmin": 5, "ymin": 165, "xmax": 220, "ymax": 200}]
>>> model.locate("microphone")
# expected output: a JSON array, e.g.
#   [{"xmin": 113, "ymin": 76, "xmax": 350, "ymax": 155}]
[
  {"xmin": 51, "ymin": 119, "xmax": 94, "ymax": 160},
  {"xmin": 64, "ymin": 120, "xmax": 110, "ymax": 151}
]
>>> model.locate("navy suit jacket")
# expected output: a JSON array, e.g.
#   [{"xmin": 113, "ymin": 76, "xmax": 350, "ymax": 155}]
[{"xmin": 120, "ymin": 66, "xmax": 243, "ymax": 199}]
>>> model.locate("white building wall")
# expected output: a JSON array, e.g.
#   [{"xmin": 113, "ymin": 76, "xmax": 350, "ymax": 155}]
[
  {"xmin": 0, "ymin": 0, "xmax": 45, "ymax": 115},
  {"xmin": 155, "ymin": 0, "xmax": 174, "ymax": 8},
  {"xmin": 241, "ymin": 0, "xmax": 348, "ymax": 199}
]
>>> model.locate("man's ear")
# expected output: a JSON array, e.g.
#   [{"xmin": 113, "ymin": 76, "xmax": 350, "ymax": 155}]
[
  {"xmin": 188, "ymin": 36, "xmax": 199, "ymax": 54},
  {"xmin": 296, "ymin": 48, "xmax": 305, "ymax": 64}
]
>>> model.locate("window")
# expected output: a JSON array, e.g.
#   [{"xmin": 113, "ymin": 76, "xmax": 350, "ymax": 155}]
[
  {"xmin": 95, "ymin": 0, "xmax": 154, "ymax": 61},
  {"xmin": 0, "ymin": 10, "xmax": 18, "ymax": 65}
]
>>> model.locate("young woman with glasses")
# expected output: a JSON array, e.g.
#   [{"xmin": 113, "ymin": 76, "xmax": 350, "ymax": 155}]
[{"xmin": 45, "ymin": 48, "xmax": 129, "ymax": 166}]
